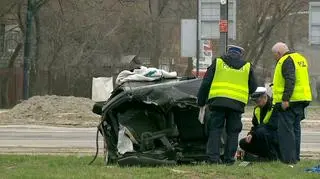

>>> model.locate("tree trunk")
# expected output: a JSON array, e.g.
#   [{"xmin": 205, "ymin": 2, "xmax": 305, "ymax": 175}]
[
  {"xmin": 0, "ymin": 24, "xmax": 5, "ymax": 107},
  {"xmin": 151, "ymin": 21, "xmax": 161, "ymax": 68},
  {"xmin": 0, "ymin": 77, "xmax": 5, "ymax": 107},
  {"xmin": 2, "ymin": 71, "xmax": 10, "ymax": 107},
  {"xmin": 0, "ymin": 24, "xmax": 5, "ymax": 56},
  {"xmin": 287, "ymin": 16, "xmax": 296, "ymax": 50},
  {"xmin": 47, "ymin": 70, "xmax": 52, "ymax": 94},
  {"xmin": 47, "ymin": 37, "xmax": 63, "ymax": 94},
  {"xmin": 149, "ymin": 0, "xmax": 161, "ymax": 68},
  {"xmin": 30, "ymin": 11, "xmax": 41, "ymax": 96}
]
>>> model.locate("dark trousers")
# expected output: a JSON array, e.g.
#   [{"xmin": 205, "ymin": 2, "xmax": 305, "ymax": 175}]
[
  {"xmin": 277, "ymin": 104, "xmax": 305, "ymax": 164},
  {"xmin": 206, "ymin": 107, "xmax": 242, "ymax": 163},
  {"xmin": 239, "ymin": 127, "xmax": 278, "ymax": 160}
]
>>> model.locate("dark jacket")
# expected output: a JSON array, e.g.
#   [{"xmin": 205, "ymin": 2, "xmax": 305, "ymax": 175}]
[
  {"xmin": 280, "ymin": 51, "xmax": 295, "ymax": 102},
  {"xmin": 197, "ymin": 53, "xmax": 258, "ymax": 113},
  {"xmin": 249, "ymin": 96, "xmax": 278, "ymax": 136},
  {"xmin": 275, "ymin": 51, "xmax": 310, "ymax": 109}
]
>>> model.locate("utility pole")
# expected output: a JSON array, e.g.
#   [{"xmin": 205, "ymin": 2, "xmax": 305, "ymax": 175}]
[
  {"xmin": 219, "ymin": 0, "xmax": 228, "ymax": 55},
  {"xmin": 196, "ymin": 0, "xmax": 200, "ymax": 77},
  {"xmin": 23, "ymin": 0, "xmax": 34, "ymax": 100},
  {"xmin": 219, "ymin": 0, "xmax": 229, "ymax": 158}
]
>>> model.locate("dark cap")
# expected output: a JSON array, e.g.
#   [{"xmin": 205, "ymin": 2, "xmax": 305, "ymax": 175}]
[{"xmin": 227, "ymin": 45, "xmax": 245, "ymax": 55}]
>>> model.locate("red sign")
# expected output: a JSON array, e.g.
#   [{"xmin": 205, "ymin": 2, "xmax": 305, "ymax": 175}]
[{"xmin": 219, "ymin": 20, "xmax": 228, "ymax": 32}]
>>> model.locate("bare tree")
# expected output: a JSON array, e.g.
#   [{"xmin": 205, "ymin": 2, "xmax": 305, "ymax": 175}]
[
  {"xmin": 33, "ymin": 0, "xmax": 124, "ymax": 95},
  {"xmin": 237, "ymin": 0, "xmax": 308, "ymax": 67},
  {"xmin": 0, "ymin": 0, "xmax": 22, "ymax": 107},
  {"xmin": 1, "ymin": 0, "xmax": 197, "ymax": 103}
]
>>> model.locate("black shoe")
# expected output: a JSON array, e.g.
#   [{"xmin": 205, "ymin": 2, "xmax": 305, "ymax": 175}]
[{"xmin": 281, "ymin": 160, "xmax": 297, "ymax": 165}]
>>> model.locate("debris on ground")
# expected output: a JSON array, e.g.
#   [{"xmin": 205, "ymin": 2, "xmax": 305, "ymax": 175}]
[
  {"xmin": 0, "ymin": 95, "xmax": 100, "ymax": 127},
  {"xmin": 305, "ymin": 164, "xmax": 320, "ymax": 173}
]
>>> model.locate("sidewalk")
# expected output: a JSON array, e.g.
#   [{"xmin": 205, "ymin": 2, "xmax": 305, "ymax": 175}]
[
  {"xmin": 242, "ymin": 117, "xmax": 320, "ymax": 123},
  {"xmin": 0, "ymin": 109, "xmax": 8, "ymax": 114},
  {"xmin": 241, "ymin": 117, "xmax": 320, "ymax": 130}
]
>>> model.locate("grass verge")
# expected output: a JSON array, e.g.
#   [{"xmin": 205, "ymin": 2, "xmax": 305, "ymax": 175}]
[{"xmin": 0, "ymin": 155, "xmax": 319, "ymax": 179}]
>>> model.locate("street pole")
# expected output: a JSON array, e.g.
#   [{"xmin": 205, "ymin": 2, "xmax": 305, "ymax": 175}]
[
  {"xmin": 219, "ymin": 0, "xmax": 229, "ymax": 156},
  {"xmin": 219, "ymin": 0, "xmax": 228, "ymax": 55},
  {"xmin": 23, "ymin": 0, "xmax": 34, "ymax": 100},
  {"xmin": 196, "ymin": 0, "xmax": 200, "ymax": 78}
]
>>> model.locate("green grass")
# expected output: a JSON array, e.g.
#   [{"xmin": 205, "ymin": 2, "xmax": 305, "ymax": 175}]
[{"xmin": 0, "ymin": 155, "xmax": 319, "ymax": 179}]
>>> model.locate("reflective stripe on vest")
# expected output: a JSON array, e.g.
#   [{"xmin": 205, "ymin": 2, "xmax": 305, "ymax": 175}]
[
  {"xmin": 272, "ymin": 52, "xmax": 312, "ymax": 103},
  {"xmin": 208, "ymin": 58, "xmax": 251, "ymax": 104},
  {"xmin": 254, "ymin": 107, "xmax": 273, "ymax": 125}
]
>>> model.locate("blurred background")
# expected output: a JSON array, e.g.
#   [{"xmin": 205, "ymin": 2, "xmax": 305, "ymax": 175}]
[{"xmin": 0, "ymin": 0, "xmax": 320, "ymax": 108}]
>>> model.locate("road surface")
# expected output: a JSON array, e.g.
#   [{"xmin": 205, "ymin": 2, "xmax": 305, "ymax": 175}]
[{"xmin": 0, "ymin": 125, "xmax": 319, "ymax": 158}]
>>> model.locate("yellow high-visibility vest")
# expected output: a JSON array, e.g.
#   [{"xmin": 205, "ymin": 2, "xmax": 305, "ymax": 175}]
[
  {"xmin": 254, "ymin": 107, "xmax": 273, "ymax": 124},
  {"xmin": 272, "ymin": 53, "xmax": 312, "ymax": 103},
  {"xmin": 208, "ymin": 58, "xmax": 251, "ymax": 104}
]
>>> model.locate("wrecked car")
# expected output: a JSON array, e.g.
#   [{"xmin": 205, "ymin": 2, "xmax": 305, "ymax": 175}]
[{"xmin": 91, "ymin": 77, "xmax": 226, "ymax": 166}]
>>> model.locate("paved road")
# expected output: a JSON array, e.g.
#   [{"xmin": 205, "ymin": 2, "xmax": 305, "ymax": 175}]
[
  {"xmin": 0, "ymin": 125, "xmax": 104, "ymax": 155},
  {"xmin": 0, "ymin": 125, "xmax": 320, "ymax": 158}
]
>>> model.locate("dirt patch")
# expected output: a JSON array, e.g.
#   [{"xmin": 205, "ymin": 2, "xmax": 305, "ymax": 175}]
[{"xmin": 0, "ymin": 95, "xmax": 100, "ymax": 127}]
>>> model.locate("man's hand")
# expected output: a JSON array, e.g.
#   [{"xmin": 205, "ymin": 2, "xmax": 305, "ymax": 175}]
[
  {"xmin": 281, "ymin": 101, "xmax": 289, "ymax": 110},
  {"xmin": 245, "ymin": 135, "xmax": 252, "ymax": 143}
]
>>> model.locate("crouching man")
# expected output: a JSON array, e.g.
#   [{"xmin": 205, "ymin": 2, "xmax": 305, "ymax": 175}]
[{"xmin": 239, "ymin": 87, "xmax": 279, "ymax": 161}]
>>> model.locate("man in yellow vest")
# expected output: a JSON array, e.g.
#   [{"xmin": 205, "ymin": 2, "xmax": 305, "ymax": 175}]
[
  {"xmin": 197, "ymin": 45, "xmax": 257, "ymax": 165},
  {"xmin": 271, "ymin": 42, "xmax": 312, "ymax": 164},
  {"xmin": 239, "ymin": 87, "xmax": 279, "ymax": 161}
]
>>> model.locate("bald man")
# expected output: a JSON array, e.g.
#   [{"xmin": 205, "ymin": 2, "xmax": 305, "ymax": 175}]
[{"xmin": 271, "ymin": 42, "xmax": 312, "ymax": 164}]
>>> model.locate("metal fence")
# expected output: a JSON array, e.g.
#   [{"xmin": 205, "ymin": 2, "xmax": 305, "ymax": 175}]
[
  {"xmin": 0, "ymin": 24, "xmax": 23, "ymax": 108},
  {"xmin": 0, "ymin": 67, "xmax": 23, "ymax": 108}
]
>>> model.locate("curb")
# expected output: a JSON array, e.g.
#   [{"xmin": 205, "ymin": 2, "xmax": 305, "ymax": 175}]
[
  {"xmin": 241, "ymin": 118, "xmax": 320, "ymax": 123},
  {"xmin": 0, "ymin": 148, "xmax": 318, "ymax": 159},
  {"xmin": 0, "ymin": 125, "xmax": 96, "ymax": 130}
]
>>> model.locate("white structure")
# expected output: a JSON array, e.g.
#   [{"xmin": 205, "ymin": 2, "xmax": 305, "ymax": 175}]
[{"xmin": 309, "ymin": 0, "xmax": 320, "ymax": 45}]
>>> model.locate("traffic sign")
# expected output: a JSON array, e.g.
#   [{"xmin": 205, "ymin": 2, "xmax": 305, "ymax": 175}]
[{"xmin": 219, "ymin": 20, "xmax": 228, "ymax": 32}]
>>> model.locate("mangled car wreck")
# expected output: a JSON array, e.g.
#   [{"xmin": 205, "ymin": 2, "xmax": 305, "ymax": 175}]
[{"xmin": 91, "ymin": 74, "xmax": 224, "ymax": 166}]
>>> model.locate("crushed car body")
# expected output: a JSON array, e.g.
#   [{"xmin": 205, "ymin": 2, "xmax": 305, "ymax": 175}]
[{"xmin": 92, "ymin": 77, "xmax": 216, "ymax": 166}]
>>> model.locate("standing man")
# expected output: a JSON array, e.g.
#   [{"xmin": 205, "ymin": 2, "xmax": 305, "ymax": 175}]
[
  {"xmin": 239, "ymin": 87, "xmax": 279, "ymax": 161},
  {"xmin": 197, "ymin": 45, "xmax": 257, "ymax": 165},
  {"xmin": 271, "ymin": 42, "xmax": 312, "ymax": 164}
]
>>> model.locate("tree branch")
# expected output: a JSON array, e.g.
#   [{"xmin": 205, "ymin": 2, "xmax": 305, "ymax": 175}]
[
  {"xmin": 34, "ymin": 0, "xmax": 50, "ymax": 11},
  {"xmin": 8, "ymin": 42, "xmax": 23, "ymax": 68},
  {"xmin": 0, "ymin": 1, "xmax": 17, "ymax": 18}
]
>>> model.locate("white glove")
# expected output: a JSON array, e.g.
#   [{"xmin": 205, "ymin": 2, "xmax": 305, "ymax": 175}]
[{"xmin": 198, "ymin": 106, "xmax": 206, "ymax": 124}]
